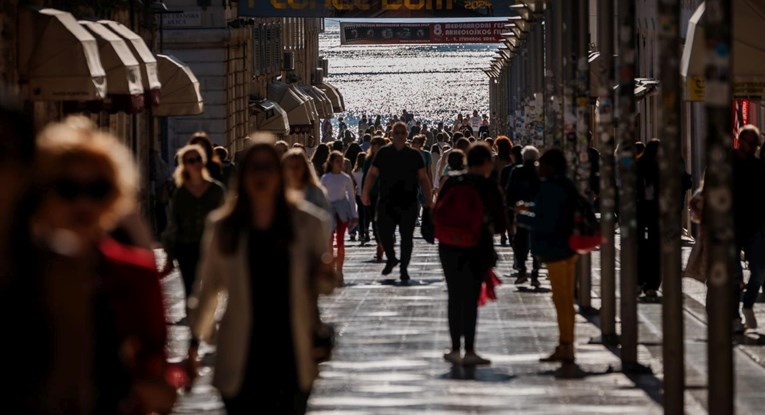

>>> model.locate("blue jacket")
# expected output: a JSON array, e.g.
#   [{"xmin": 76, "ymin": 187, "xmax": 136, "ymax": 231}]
[{"xmin": 517, "ymin": 175, "xmax": 576, "ymax": 262}]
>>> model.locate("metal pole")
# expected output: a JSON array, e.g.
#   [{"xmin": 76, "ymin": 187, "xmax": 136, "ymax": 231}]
[
  {"xmin": 544, "ymin": 5, "xmax": 555, "ymax": 150},
  {"xmin": 596, "ymin": 0, "xmax": 617, "ymax": 344},
  {"xmin": 616, "ymin": 0, "xmax": 640, "ymax": 369},
  {"xmin": 574, "ymin": 0, "xmax": 593, "ymax": 311},
  {"xmin": 553, "ymin": 1, "xmax": 564, "ymax": 148},
  {"xmin": 562, "ymin": 0, "xmax": 575, "ymax": 156},
  {"xmin": 704, "ymin": 0, "xmax": 734, "ymax": 412},
  {"xmin": 657, "ymin": 0, "xmax": 684, "ymax": 411}
]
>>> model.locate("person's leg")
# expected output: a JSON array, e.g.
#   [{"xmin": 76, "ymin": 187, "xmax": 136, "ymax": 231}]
[
  {"xmin": 463, "ymin": 270, "xmax": 485, "ymax": 352},
  {"xmin": 176, "ymin": 243, "xmax": 200, "ymax": 298},
  {"xmin": 645, "ymin": 213, "xmax": 662, "ymax": 291},
  {"xmin": 742, "ymin": 229, "xmax": 765, "ymax": 309},
  {"xmin": 356, "ymin": 195, "xmax": 367, "ymax": 241},
  {"xmin": 398, "ymin": 204, "xmax": 418, "ymax": 278},
  {"xmin": 376, "ymin": 202, "xmax": 398, "ymax": 265},
  {"xmin": 335, "ymin": 218, "xmax": 348, "ymax": 271},
  {"xmin": 544, "ymin": 255, "xmax": 577, "ymax": 361},
  {"xmin": 440, "ymin": 246, "xmax": 463, "ymax": 353}
]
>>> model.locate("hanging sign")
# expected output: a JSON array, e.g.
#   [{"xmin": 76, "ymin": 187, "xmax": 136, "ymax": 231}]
[
  {"xmin": 240, "ymin": 0, "xmax": 519, "ymax": 18},
  {"xmin": 340, "ymin": 20, "xmax": 505, "ymax": 44}
]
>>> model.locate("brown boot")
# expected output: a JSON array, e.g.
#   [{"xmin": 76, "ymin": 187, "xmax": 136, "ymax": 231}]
[{"xmin": 539, "ymin": 343, "xmax": 575, "ymax": 363}]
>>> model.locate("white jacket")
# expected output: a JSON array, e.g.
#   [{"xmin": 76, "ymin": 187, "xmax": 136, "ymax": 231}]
[{"xmin": 189, "ymin": 201, "xmax": 333, "ymax": 397}]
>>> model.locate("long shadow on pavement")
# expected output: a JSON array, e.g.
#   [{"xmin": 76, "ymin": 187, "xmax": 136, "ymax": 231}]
[{"xmin": 440, "ymin": 365, "xmax": 517, "ymax": 382}]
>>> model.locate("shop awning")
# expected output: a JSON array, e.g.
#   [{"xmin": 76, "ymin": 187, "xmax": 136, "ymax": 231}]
[
  {"xmin": 301, "ymin": 85, "xmax": 333, "ymax": 119},
  {"xmin": 268, "ymin": 82, "xmax": 315, "ymax": 126},
  {"xmin": 251, "ymin": 99, "xmax": 289, "ymax": 135},
  {"xmin": 18, "ymin": 8, "xmax": 106, "ymax": 101},
  {"xmin": 78, "ymin": 20, "xmax": 144, "ymax": 113},
  {"xmin": 292, "ymin": 85, "xmax": 318, "ymax": 124},
  {"xmin": 154, "ymin": 54, "xmax": 203, "ymax": 116},
  {"xmin": 681, "ymin": 1, "xmax": 765, "ymax": 100},
  {"xmin": 99, "ymin": 20, "xmax": 161, "ymax": 104},
  {"xmin": 314, "ymin": 82, "xmax": 346, "ymax": 113}
]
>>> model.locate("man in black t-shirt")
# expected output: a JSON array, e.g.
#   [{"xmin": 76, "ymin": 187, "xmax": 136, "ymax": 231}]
[{"xmin": 362, "ymin": 121, "xmax": 433, "ymax": 282}]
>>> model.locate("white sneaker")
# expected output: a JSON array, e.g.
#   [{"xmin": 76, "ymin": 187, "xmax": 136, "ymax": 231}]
[{"xmin": 743, "ymin": 308, "xmax": 758, "ymax": 329}]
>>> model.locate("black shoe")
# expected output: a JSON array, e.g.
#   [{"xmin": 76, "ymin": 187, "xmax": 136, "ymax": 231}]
[
  {"xmin": 400, "ymin": 270, "xmax": 411, "ymax": 283},
  {"xmin": 382, "ymin": 258, "xmax": 400, "ymax": 275},
  {"xmin": 350, "ymin": 234, "xmax": 356, "ymax": 242}
]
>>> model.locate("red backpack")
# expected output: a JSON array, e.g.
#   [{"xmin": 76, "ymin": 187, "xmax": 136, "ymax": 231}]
[{"xmin": 433, "ymin": 175, "xmax": 484, "ymax": 248}]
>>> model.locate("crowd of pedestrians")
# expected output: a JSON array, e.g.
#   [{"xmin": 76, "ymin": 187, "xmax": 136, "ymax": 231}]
[{"xmin": 4, "ymin": 100, "xmax": 765, "ymax": 414}]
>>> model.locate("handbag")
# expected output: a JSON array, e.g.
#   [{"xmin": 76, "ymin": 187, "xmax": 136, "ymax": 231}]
[{"xmin": 568, "ymin": 191, "xmax": 603, "ymax": 254}]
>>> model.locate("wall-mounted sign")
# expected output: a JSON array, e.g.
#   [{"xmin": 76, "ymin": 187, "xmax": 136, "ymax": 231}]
[
  {"xmin": 240, "ymin": 0, "xmax": 519, "ymax": 18},
  {"xmin": 687, "ymin": 76, "xmax": 704, "ymax": 101},
  {"xmin": 340, "ymin": 20, "xmax": 505, "ymax": 44},
  {"xmin": 162, "ymin": 11, "xmax": 203, "ymax": 28}
]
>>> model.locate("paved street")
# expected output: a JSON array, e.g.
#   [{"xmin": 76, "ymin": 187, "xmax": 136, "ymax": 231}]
[{"xmin": 160, "ymin": 230, "xmax": 765, "ymax": 414}]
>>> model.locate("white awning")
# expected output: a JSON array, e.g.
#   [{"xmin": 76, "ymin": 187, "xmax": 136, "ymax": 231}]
[
  {"xmin": 292, "ymin": 84, "xmax": 318, "ymax": 124},
  {"xmin": 314, "ymin": 82, "xmax": 346, "ymax": 113},
  {"xmin": 681, "ymin": 1, "xmax": 765, "ymax": 100},
  {"xmin": 79, "ymin": 21, "xmax": 143, "ymax": 97},
  {"xmin": 251, "ymin": 99, "xmax": 289, "ymax": 135},
  {"xmin": 268, "ymin": 82, "xmax": 315, "ymax": 126},
  {"xmin": 301, "ymin": 85, "xmax": 333, "ymax": 119},
  {"xmin": 18, "ymin": 8, "xmax": 106, "ymax": 101},
  {"xmin": 154, "ymin": 54, "xmax": 203, "ymax": 116},
  {"xmin": 99, "ymin": 20, "xmax": 162, "ymax": 97}
]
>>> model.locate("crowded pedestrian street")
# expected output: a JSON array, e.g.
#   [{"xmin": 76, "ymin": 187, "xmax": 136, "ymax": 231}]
[{"xmin": 162, "ymin": 230, "xmax": 764, "ymax": 414}]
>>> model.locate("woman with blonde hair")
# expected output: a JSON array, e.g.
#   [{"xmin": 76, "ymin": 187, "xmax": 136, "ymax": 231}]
[
  {"xmin": 185, "ymin": 135, "xmax": 335, "ymax": 414},
  {"xmin": 282, "ymin": 148, "xmax": 330, "ymax": 212},
  {"xmin": 161, "ymin": 144, "xmax": 225, "ymax": 298},
  {"xmin": 28, "ymin": 116, "xmax": 173, "ymax": 414}
]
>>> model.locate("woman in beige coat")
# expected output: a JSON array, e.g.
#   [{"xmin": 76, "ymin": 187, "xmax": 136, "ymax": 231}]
[{"xmin": 185, "ymin": 135, "xmax": 335, "ymax": 414}]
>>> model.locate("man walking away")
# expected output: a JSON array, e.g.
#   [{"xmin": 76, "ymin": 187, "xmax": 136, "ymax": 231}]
[
  {"xmin": 362, "ymin": 122, "xmax": 432, "ymax": 283},
  {"xmin": 506, "ymin": 146, "xmax": 541, "ymax": 287},
  {"xmin": 434, "ymin": 142, "xmax": 506, "ymax": 366}
]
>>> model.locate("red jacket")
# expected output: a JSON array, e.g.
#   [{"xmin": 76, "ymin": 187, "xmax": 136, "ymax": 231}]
[{"xmin": 98, "ymin": 238, "xmax": 167, "ymax": 382}]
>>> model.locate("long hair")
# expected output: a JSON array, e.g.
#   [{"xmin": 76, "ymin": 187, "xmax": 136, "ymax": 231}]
[
  {"xmin": 218, "ymin": 134, "xmax": 294, "ymax": 255},
  {"xmin": 282, "ymin": 148, "xmax": 319, "ymax": 188},
  {"xmin": 173, "ymin": 144, "xmax": 211, "ymax": 186},
  {"xmin": 345, "ymin": 142, "xmax": 362, "ymax": 167},
  {"xmin": 325, "ymin": 151, "xmax": 344, "ymax": 174},
  {"xmin": 354, "ymin": 152, "xmax": 367, "ymax": 172},
  {"xmin": 495, "ymin": 136, "xmax": 513, "ymax": 161},
  {"xmin": 311, "ymin": 143, "xmax": 330, "ymax": 176}
]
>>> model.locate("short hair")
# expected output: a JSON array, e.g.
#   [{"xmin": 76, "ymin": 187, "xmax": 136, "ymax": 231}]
[
  {"xmin": 214, "ymin": 146, "xmax": 229, "ymax": 161},
  {"xmin": 447, "ymin": 149, "xmax": 466, "ymax": 171},
  {"xmin": 739, "ymin": 124, "xmax": 761, "ymax": 144},
  {"xmin": 412, "ymin": 134, "xmax": 426, "ymax": 146},
  {"xmin": 452, "ymin": 131, "xmax": 464, "ymax": 141},
  {"xmin": 363, "ymin": 133, "xmax": 371, "ymax": 142},
  {"xmin": 370, "ymin": 135, "xmax": 386, "ymax": 147},
  {"xmin": 521, "ymin": 145, "xmax": 540, "ymax": 162},
  {"xmin": 436, "ymin": 132, "xmax": 445, "ymax": 142},
  {"xmin": 467, "ymin": 142, "xmax": 493, "ymax": 167},
  {"xmin": 455, "ymin": 137, "xmax": 471, "ymax": 151},
  {"xmin": 331, "ymin": 140, "xmax": 344, "ymax": 151},
  {"xmin": 539, "ymin": 148, "xmax": 568, "ymax": 176}
]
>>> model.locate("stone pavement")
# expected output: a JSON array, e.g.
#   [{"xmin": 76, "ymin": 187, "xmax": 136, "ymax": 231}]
[{"xmin": 159, "ymin": 230, "xmax": 765, "ymax": 414}]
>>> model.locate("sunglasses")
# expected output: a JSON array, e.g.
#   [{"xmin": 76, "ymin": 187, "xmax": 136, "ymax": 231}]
[
  {"xmin": 52, "ymin": 178, "xmax": 114, "ymax": 201},
  {"xmin": 183, "ymin": 156, "xmax": 203, "ymax": 165}
]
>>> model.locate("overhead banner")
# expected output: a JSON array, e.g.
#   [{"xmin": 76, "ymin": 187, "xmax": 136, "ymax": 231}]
[
  {"xmin": 240, "ymin": 0, "xmax": 519, "ymax": 18},
  {"xmin": 340, "ymin": 21, "xmax": 505, "ymax": 44}
]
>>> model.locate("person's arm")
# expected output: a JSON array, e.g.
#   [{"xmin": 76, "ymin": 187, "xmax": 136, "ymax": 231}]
[
  {"xmin": 417, "ymin": 167, "xmax": 433, "ymax": 208},
  {"xmin": 361, "ymin": 166, "xmax": 380, "ymax": 206},
  {"xmin": 346, "ymin": 175, "xmax": 358, "ymax": 219},
  {"xmin": 489, "ymin": 183, "xmax": 507, "ymax": 234}
]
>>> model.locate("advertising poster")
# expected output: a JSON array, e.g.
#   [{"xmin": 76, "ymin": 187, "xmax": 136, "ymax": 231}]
[
  {"xmin": 340, "ymin": 21, "xmax": 505, "ymax": 45},
  {"xmin": 240, "ymin": 0, "xmax": 519, "ymax": 18}
]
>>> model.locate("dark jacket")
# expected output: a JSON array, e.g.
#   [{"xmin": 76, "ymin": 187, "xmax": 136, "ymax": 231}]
[
  {"xmin": 505, "ymin": 161, "xmax": 540, "ymax": 207},
  {"xmin": 518, "ymin": 175, "xmax": 576, "ymax": 262}
]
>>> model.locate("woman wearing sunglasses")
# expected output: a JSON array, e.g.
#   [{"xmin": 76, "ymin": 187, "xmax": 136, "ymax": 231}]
[
  {"xmin": 186, "ymin": 135, "xmax": 335, "ymax": 414},
  {"xmin": 27, "ymin": 117, "xmax": 173, "ymax": 414},
  {"xmin": 161, "ymin": 144, "xmax": 225, "ymax": 298}
]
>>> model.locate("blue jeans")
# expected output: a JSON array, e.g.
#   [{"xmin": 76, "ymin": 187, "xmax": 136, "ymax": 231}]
[{"xmin": 740, "ymin": 226, "xmax": 765, "ymax": 309}]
